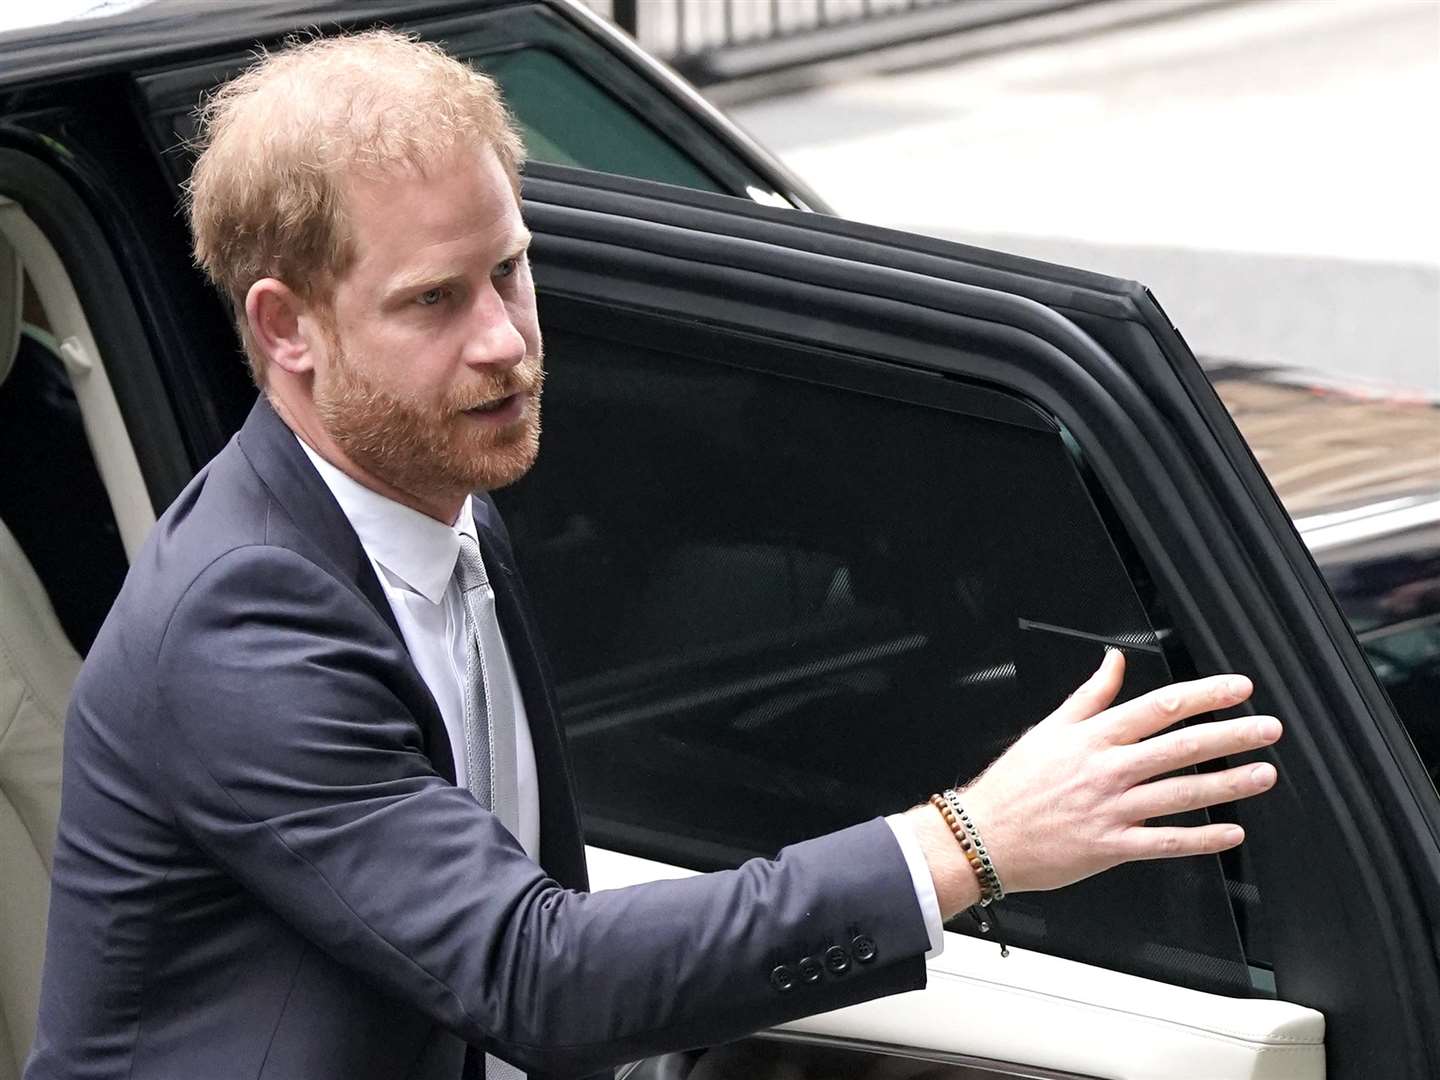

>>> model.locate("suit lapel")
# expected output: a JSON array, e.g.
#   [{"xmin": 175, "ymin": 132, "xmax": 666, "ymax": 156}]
[
  {"xmin": 235, "ymin": 396, "xmax": 457, "ymax": 784},
  {"xmin": 472, "ymin": 504, "xmax": 590, "ymax": 892},
  {"xmin": 231, "ymin": 397, "xmax": 581, "ymax": 861}
]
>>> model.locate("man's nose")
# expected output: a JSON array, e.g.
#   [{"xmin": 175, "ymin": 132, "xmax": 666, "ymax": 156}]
[{"xmin": 462, "ymin": 286, "xmax": 527, "ymax": 371}]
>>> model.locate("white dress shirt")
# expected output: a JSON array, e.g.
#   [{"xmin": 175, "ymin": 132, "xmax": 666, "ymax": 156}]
[
  {"xmin": 298, "ymin": 438, "xmax": 541, "ymax": 858},
  {"xmin": 297, "ymin": 435, "xmax": 943, "ymax": 958}
]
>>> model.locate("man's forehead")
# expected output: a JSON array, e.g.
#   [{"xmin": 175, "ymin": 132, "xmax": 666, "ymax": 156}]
[
  {"xmin": 341, "ymin": 141, "xmax": 516, "ymax": 211},
  {"xmin": 338, "ymin": 149, "xmax": 527, "ymax": 267}
]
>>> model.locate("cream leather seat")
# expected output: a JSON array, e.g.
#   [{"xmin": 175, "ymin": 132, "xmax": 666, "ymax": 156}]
[{"xmin": 0, "ymin": 233, "xmax": 78, "ymax": 1079}]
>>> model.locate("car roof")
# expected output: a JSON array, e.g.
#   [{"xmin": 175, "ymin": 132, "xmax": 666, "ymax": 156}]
[{"xmin": 0, "ymin": 0, "xmax": 532, "ymax": 90}]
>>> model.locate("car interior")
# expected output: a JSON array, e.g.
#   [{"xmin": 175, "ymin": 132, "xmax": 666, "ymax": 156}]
[
  {"xmin": 0, "ymin": 218, "xmax": 152, "ymax": 1080},
  {"xmin": 0, "ymin": 232, "xmax": 72, "ymax": 1080}
]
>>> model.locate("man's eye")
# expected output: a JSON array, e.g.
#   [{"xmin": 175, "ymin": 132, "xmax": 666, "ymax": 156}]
[
  {"xmin": 495, "ymin": 258, "xmax": 519, "ymax": 280},
  {"xmin": 417, "ymin": 287, "xmax": 448, "ymax": 307}
]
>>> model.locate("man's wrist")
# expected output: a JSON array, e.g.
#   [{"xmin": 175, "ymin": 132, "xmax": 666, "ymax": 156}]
[{"xmin": 906, "ymin": 802, "xmax": 983, "ymax": 921}]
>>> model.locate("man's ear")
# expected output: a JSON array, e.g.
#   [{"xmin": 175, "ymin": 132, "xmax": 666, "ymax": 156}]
[{"xmin": 245, "ymin": 278, "xmax": 322, "ymax": 376}]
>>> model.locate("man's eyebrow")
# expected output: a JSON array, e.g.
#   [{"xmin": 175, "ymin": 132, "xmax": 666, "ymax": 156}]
[
  {"xmin": 382, "ymin": 268, "xmax": 463, "ymax": 302},
  {"xmin": 381, "ymin": 232, "xmax": 534, "ymax": 301},
  {"xmin": 505, "ymin": 229, "xmax": 534, "ymax": 258}
]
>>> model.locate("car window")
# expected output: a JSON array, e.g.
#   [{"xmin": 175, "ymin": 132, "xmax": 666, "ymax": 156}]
[
  {"xmin": 495, "ymin": 319, "xmax": 1258, "ymax": 997},
  {"xmin": 138, "ymin": 36, "xmax": 730, "ymax": 204},
  {"xmin": 471, "ymin": 47, "xmax": 726, "ymax": 193}
]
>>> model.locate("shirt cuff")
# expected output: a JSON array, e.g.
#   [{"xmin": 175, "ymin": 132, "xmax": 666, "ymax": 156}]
[{"xmin": 884, "ymin": 812, "xmax": 945, "ymax": 960}]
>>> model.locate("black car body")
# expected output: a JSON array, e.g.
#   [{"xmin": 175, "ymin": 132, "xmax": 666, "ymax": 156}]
[{"xmin": 0, "ymin": 3, "xmax": 1436, "ymax": 1079}]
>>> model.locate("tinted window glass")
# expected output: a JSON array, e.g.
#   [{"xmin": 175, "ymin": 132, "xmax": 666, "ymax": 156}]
[
  {"xmin": 140, "ymin": 43, "xmax": 726, "ymax": 202},
  {"xmin": 472, "ymin": 48, "xmax": 725, "ymax": 193},
  {"xmin": 496, "ymin": 313, "xmax": 1253, "ymax": 996}
]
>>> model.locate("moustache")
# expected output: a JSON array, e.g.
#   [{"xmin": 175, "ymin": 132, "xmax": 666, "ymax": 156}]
[{"xmin": 450, "ymin": 359, "xmax": 544, "ymax": 413}]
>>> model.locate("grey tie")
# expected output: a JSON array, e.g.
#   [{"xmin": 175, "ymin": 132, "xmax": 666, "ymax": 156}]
[{"xmin": 453, "ymin": 534, "xmax": 525, "ymax": 1080}]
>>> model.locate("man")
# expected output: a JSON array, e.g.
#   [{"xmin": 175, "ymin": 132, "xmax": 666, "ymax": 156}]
[{"xmin": 26, "ymin": 30, "xmax": 1281, "ymax": 1080}]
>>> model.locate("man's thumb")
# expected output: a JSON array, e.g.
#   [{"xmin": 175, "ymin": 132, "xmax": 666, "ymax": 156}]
[{"xmin": 1058, "ymin": 647, "xmax": 1125, "ymax": 721}]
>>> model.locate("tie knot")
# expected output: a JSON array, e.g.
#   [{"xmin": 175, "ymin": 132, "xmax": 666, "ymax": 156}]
[{"xmin": 454, "ymin": 533, "xmax": 490, "ymax": 593}]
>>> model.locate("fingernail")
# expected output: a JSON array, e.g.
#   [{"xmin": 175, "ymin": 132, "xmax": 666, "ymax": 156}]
[
  {"xmin": 1227, "ymin": 676, "xmax": 1251, "ymax": 698},
  {"xmin": 1256, "ymin": 718, "xmax": 1281, "ymax": 740},
  {"xmin": 1224, "ymin": 826, "xmax": 1244, "ymax": 844},
  {"xmin": 1250, "ymin": 764, "xmax": 1275, "ymax": 786}
]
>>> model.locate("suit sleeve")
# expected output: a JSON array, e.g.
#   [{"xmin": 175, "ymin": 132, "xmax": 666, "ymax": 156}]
[{"xmin": 152, "ymin": 545, "xmax": 931, "ymax": 1076}]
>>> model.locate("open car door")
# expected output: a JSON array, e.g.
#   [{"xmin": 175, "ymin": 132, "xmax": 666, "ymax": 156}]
[{"xmin": 495, "ymin": 164, "xmax": 1440, "ymax": 1080}]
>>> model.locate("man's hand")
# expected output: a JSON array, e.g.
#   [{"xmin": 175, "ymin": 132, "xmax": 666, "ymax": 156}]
[{"xmin": 908, "ymin": 649, "xmax": 1282, "ymax": 920}]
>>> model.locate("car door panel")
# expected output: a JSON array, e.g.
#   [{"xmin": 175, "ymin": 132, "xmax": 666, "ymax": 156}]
[
  {"xmin": 509, "ymin": 164, "xmax": 1439, "ymax": 1079},
  {"xmin": 587, "ymin": 847, "xmax": 1326, "ymax": 1080},
  {"xmin": 514, "ymin": 302, "xmax": 1256, "ymax": 992}
]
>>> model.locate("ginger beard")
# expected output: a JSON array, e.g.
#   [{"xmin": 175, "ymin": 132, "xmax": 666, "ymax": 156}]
[{"xmin": 313, "ymin": 322, "xmax": 544, "ymax": 502}]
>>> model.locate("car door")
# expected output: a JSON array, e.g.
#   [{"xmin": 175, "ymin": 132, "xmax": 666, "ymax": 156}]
[{"xmin": 487, "ymin": 162, "xmax": 1440, "ymax": 1080}]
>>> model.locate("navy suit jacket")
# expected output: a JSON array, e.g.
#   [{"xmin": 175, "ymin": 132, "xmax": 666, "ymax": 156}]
[{"xmin": 26, "ymin": 396, "xmax": 930, "ymax": 1080}]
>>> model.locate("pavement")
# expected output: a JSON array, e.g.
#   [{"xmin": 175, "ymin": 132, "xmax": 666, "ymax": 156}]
[{"xmin": 726, "ymin": 0, "xmax": 1440, "ymax": 396}]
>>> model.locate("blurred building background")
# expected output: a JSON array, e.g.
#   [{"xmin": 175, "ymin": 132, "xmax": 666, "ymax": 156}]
[{"xmin": 584, "ymin": 0, "xmax": 1438, "ymax": 400}]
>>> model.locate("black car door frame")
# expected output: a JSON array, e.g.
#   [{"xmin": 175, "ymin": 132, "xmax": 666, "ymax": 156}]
[{"xmin": 518, "ymin": 162, "xmax": 1440, "ymax": 1080}]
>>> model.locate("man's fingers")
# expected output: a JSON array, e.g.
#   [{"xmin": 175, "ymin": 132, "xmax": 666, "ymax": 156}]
[
  {"xmin": 1116, "ymin": 823, "xmax": 1247, "ymax": 861},
  {"xmin": 1117, "ymin": 715, "xmax": 1283, "ymax": 783},
  {"xmin": 1100, "ymin": 673, "xmax": 1254, "ymax": 743},
  {"xmin": 1119, "ymin": 761, "xmax": 1278, "ymax": 820},
  {"xmin": 1053, "ymin": 648, "xmax": 1126, "ymax": 723}
]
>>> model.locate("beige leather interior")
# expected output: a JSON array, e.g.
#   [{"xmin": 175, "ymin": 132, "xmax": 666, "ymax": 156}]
[
  {"xmin": 0, "ymin": 199, "xmax": 155, "ymax": 561},
  {"xmin": 0, "ymin": 233, "xmax": 80, "ymax": 1080}
]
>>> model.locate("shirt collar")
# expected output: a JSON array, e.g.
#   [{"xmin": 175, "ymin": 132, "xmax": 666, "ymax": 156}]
[{"xmin": 296, "ymin": 434, "xmax": 474, "ymax": 605}]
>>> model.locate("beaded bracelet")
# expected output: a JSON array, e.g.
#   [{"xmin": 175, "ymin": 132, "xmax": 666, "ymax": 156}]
[
  {"xmin": 928, "ymin": 794, "xmax": 983, "ymax": 879},
  {"xmin": 928, "ymin": 791, "xmax": 1005, "ymax": 904},
  {"xmin": 928, "ymin": 791, "xmax": 1010, "ymax": 958},
  {"xmin": 942, "ymin": 789, "xmax": 1006, "ymax": 904}
]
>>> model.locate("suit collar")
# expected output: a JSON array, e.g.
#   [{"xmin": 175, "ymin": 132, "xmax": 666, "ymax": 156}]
[
  {"xmin": 237, "ymin": 396, "xmax": 405, "ymax": 643},
  {"xmin": 236, "ymin": 396, "xmax": 455, "ymax": 782},
  {"xmin": 293, "ymin": 433, "xmax": 476, "ymax": 606},
  {"xmin": 234, "ymin": 396, "xmax": 586, "ymax": 886}
]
